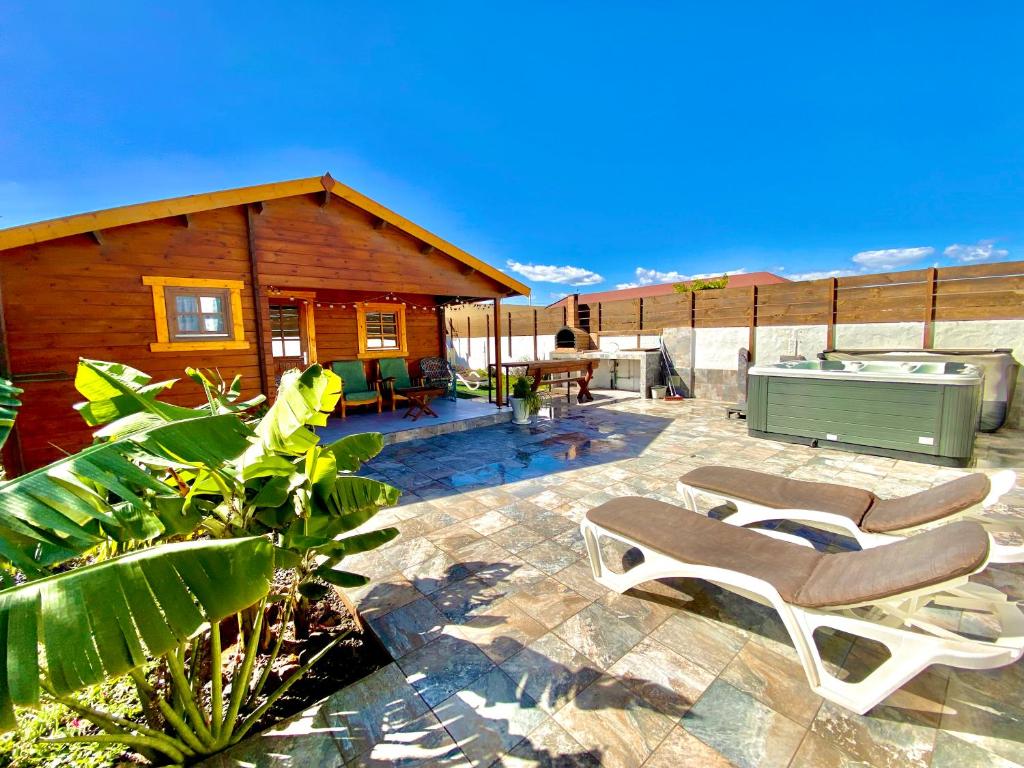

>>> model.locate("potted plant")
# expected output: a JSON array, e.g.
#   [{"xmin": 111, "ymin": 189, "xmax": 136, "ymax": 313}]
[{"xmin": 509, "ymin": 375, "xmax": 541, "ymax": 425}]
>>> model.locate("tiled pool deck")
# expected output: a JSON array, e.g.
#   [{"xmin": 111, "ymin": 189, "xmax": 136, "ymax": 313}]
[{"xmin": 211, "ymin": 395, "xmax": 1024, "ymax": 768}]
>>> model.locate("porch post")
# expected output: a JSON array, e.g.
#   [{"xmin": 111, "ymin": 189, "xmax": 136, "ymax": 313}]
[{"xmin": 493, "ymin": 297, "xmax": 504, "ymax": 407}]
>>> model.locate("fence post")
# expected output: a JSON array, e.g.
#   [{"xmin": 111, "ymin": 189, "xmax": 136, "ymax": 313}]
[
  {"xmin": 747, "ymin": 286, "xmax": 758, "ymax": 363},
  {"xmin": 826, "ymin": 278, "xmax": 838, "ymax": 349},
  {"xmin": 923, "ymin": 267, "xmax": 937, "ymax": 349},
  {"xmin": 637, "ymin": 298, "xmax": 643, "ymax": 348},
  {"xmin": 533, "ymin": 309, "xmax": 538, "ymax": 359}
]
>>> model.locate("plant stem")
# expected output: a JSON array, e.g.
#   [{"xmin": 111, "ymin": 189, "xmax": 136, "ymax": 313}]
[
  {"xmin": 40, "ymin": 683, "xmax": 192, "ymax": 761},
  {"xmin": 130, "ymin": 669, "xmax": 209, "ymax": 756},
  {"xmin": 43, "ymin": 734, "xmax": 187, "ymax": 765},
  {"xmin": 165, "ymin": 646, "xmax": 215, "ymax": 746},
  {"xmin": 216, "ymin": 597, "xmax": 266, "ymax": 748},
  {"xmin": 250, "ymin": 600, "xmax": 292, "ymax": 701},
  {"xmin": 235, "ymin": 631, "xmax": 349, "ymax": 743},
  {"xmin": 210, "ymin": 618, "xmax": 224, "ymax": 740}
]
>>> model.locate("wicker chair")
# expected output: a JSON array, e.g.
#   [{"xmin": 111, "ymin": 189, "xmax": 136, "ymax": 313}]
[{"xmin": 419, "ymin": 356, "xmax": 457, "ymax": 400}]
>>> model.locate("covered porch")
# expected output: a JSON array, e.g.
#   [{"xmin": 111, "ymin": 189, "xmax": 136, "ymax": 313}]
[{"xmin": 317, "ymin": 394, "xmax": 511, "ymax": 445}]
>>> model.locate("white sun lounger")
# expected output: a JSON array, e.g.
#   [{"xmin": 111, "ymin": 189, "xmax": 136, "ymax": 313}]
[
  {"xmin": 581, "ymin": 497, "xmax": 1024, "ymax": 714},
  {"xmin": 677, "ymin": 467, "xmax": 1022, "ymax": 563}
]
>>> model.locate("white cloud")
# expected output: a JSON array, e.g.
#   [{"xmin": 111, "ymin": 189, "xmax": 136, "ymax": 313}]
[
  {"xmin": 506, "ymin": 260, "xmax": 604, "ymax": 286},
  {"xmin": 615, "ymin": 266, "xmax": 746, "ymax": 290},
  {"xmin": 787, "ymin": 269, "xmax": 857, "ymax": 282},
  {"xmin": 943, "ymin": 239, "xmax": 1009, "ymax": 264},
  {"xmin": 851, "ymin": 246, "xmax": 934, "ymax": 270}
]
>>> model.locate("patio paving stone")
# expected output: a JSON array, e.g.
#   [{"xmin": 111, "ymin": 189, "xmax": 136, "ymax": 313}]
[
  {"xmin": 486, "ymin": 523, "xmax": 547, "ymax": 554},
  {"xmin": 518, "ymin": 538, "xmax": 582, "ymax": 575},
  {"xmin": 432, "ymin": 666, "xmax": 549, "ymax": 766},
  {"xmin": 455, "ymin": 598, "xmax": 550, "ymax": 663},
  {"xmin": 496, "ymin": 718, "xmax": 601, "ymax": 767},
  {"xmin": 505, "ymin": 576, "xmax": 592, "ymax": 629},
  {"xmin": 649, "ymin": 610, "xmax": 749, "ymax": 676},
  {"xmin": 930, "ymin": 731, "xmax": 1023, "ymax": 768},
  {"xmin": 319, "ymin": 663, "xmax": 430, "ymax": 762},
  {"xmin": 220, "ymin": 395, "xmax": 1024, "ymax": 766},
  {"xmin": 348, "ymin": 710, "xmax": 469, "ymax": 767},
  {"xmin": 553, "ymin": 602, "xmax": 645, "ymax": 669},
  {"xmin": 810, "ymin": 698, "xmax": 938, "ymax": 768},
  {"xmin": 551, "ymin": 674, "xmax": 676, "ymax": 768},
  {"xmin": 398, "ymin": 633, "xmax": 496, "ymax": 708},
  {"xmin": 400, "ymin": 551, "xmax": 473, "ymax": 596},
  {"xmin": 719, "ymin": 637, "xmax": 825, "ymax": 727},
  {"xmin": 607, "ymin": 636, "xmax": 717, "ymax": 719},
  {"xmin": 595, "ymin": 589, "xmax": 677, "ymax": 635},
  {"xmin": 500, "ymin": 632, "xmax": 604, "ymax": 715},
  {"xmin": 464, "ymin": 509, "xmax": 516, "ymax": 535},
  {"xmin": 682, "ymin": 679, "xmax": 807, "ymax": 768},
  {"xmin": 423, "ymin": 522, "xmax": 485, "ymax": 554},
  {"xmin": 643, "ymin": 725, "xmax": 736, "ymax": 767},
  {"xmin": 367, "ymin": 596, "xmax": 449, "ymax": 658}
]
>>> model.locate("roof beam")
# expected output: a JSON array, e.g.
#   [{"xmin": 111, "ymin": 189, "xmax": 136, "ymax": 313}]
[
  {"xmin": 420, "ymin": 243, "xmax": 435, "ymax": 255},
  {"xmin": 181, "ymin": 214, "xmax": 192, "ymax": 228},
  {"xmin": 89, "ymin": 230, "xmax": 105, "ymax": 246},
  {"xmin": 320, "ymin": 190, "xmax": 331, "ymax": 209},
  {"xmin": 372, "ymin": 217, "xmax": 388, "ymax": 231},
  {"xmin": 251, "ymin": 201, "xmax": 264, "ymax": 215}
]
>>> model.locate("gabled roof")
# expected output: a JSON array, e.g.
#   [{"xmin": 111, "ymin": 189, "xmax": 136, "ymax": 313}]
[
  {"xmin": 548, "ymin": 271, "xmax": 788, "ymax": 306},
  {"xmin": 0, "ymin": 173, "xmax": 530, "ymax": 297}
]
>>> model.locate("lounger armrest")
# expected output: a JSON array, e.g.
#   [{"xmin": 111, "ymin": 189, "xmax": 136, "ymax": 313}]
[{"xmin": 984, "ymin": 470, "xmax": 1018, "ymax": 508}]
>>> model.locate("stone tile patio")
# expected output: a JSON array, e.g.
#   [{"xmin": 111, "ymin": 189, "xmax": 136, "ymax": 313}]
[{"xmin": 211, "ymin": 394, "xmax": 1024, "ymax": 768}]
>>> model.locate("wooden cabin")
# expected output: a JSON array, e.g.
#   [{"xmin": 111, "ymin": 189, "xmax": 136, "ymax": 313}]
[{"xmin": 0, "ymin": 173, "xmax": 529, "ymax": 472}]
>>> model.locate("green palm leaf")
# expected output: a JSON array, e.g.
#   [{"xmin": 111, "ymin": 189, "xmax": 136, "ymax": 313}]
[
  {"xmin": 0, "ymin": 378, "xmax": 22, "ymax": 453},
  {"xmin": 245, "ymin": 365, "xmax": 341, "ymax": 460},
  {"xmin": 326, "ymin": 432, "xmax": 384, "ymax": 471},
  {"xmin": 0, "ymin": 414, "xmax": 253, "ymax": 574},
  {"xmin": 0, "ymin": 536, "xmax": 275, "ymax": 731}
]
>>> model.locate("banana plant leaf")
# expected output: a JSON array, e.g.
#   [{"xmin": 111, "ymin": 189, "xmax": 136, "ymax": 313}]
[
  {"xmin": 0, "ymin": 536, "xmax": 275, "ymax": 731},
  {"xmin": 185, "ymin": 366, "xmax": 265, "ymax": 414},
  {"xmin": 244, "ymin": 365, "xmax": 341, "ymax": 460},
  {"xmin": 325, "ymin": 432, "xmax": 385, "ymax": 471},
  {"xmin": 0, "ymin": 379, "xmax": 23, "ymax": 453},
  {"xmin": 74, "ymin": 359, "xmax": 196, "ymax": 428},
  {"xmin": 0, "ymin": 413, "xmax": 252, "ymax": 574}
]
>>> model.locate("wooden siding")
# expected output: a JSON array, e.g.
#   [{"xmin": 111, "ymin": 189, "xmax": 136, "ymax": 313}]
[
  {"xmin": 0, "ymin": 192, "xmax": 487, "ymax": 471},
  {"xmin": 251, "ymin": 195, "xmax": 508, "ymax": 297},
  {"xmin": 0, "ymin": 207, "xmax": 262, "ymax": 469}
]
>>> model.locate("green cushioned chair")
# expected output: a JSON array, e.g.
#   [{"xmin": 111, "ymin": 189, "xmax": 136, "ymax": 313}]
[
  {"xmin": 378, "ymin": 358, "xmax": 416, "ymax": 411},
  {"xmin": 330, "ymin": 360, "xmax": 382, "ymax": 419}
]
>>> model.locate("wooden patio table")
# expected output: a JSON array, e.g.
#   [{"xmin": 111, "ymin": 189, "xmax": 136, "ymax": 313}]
[
  {"xmin": 396, "ymin": 385, "xmax": 447, "ymax": 421},
  {"xmin": 488, "ymin": 358, "xmax": 600, "ymax": 405}
]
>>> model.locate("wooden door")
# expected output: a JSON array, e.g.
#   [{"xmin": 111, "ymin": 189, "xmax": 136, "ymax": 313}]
[{"xmin": 268, "ymin": 301, "xmax": 308, "ymax": 378}]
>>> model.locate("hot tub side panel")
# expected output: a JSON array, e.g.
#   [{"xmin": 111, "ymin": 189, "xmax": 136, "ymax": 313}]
[{"xmin": 747, "ymin": 374, "xmax": 979, "ymax": 463}]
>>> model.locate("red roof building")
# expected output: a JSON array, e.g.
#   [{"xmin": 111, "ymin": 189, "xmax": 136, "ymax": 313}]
[{"xmin": 548, "ymin": 271, "xmax": 788, "ymax": 307}]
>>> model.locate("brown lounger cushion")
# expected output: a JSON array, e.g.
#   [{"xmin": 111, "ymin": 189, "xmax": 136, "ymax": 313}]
[
  {"xmin": 586, "ymin": 497, "xmax": 989, "ymax": 609},
  {"xmin": 681, "ymin": 466, "xmax": 875, "ymax": 524},
  {"xmin": 861, "ymin": 474, "xmax": 991, "ymax": 533}
]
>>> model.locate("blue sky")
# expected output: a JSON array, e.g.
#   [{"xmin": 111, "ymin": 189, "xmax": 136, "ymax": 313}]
[{"xmin": 1, "ymin": 3, "xmax": 1021, "ymax": 303}]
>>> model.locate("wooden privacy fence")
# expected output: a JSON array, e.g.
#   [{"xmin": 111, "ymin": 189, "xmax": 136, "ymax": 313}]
[{"xmin": 447, "ymin": 260, "xmax": 1024, "ymax": 350}]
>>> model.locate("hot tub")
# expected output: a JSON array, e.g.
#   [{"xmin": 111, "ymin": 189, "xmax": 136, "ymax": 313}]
[
  {"xmin": 821, "ymin": 348, "xmax": 1018, "ymax": 432},
  {"xmin": 747, "ymin": 360, "xmax": 983, "ymax": 466}
]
